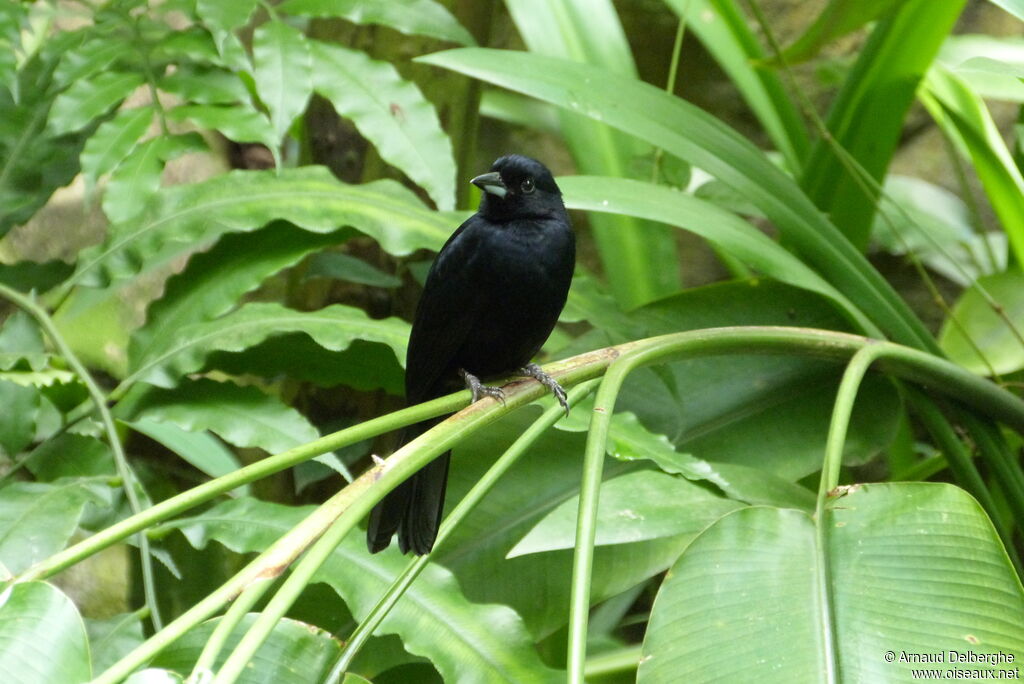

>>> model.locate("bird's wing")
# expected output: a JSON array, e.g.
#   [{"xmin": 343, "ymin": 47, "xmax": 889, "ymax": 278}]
[{"xmin": 404, "ymin": 216, "xmax": 486, "ymax": 403}]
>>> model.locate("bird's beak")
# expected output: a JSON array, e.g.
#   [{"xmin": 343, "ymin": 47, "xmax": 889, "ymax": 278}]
[{"xmin": 470, "ymin": 171, "xmax": 507, "ymax": 198}]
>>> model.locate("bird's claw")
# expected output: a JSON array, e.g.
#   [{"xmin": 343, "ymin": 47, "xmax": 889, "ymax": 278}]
[
  {"xmin": 520, "ymin": 363, "xmax": 570, "ymax": 417},
  {"xmin": 459, "ymin": 369, "xmax": 506, "ymax": 406}
]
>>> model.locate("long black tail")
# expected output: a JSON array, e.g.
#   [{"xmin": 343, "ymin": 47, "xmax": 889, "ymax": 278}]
[{"xmin": 366, "ymin": 419, "xmax": 450, "ymax": 555}]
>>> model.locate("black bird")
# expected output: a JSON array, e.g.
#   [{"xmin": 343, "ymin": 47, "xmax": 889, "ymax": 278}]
[{"xmin": 367, "ymin": 155, "xmax": 576, "ymax": 555}]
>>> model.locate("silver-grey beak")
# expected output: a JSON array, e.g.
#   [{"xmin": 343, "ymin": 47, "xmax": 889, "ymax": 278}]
[{"xmin": 471, "ymin": 171, "xmax": 507, "ymax": 198}]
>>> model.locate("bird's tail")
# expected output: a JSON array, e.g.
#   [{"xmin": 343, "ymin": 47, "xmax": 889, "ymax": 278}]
[{"xmin": 366, "ymin": 418, "xmax": 449, "ymax": 555}]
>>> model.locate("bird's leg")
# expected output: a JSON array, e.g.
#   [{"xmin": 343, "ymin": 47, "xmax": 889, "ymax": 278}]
[
  {"xmin": 459, "ymin": 369, "xmax": 506, "ymax": 406},
  {"xmin": 519, "ymin": 363, "xmax": 569, "ymax": 417}
]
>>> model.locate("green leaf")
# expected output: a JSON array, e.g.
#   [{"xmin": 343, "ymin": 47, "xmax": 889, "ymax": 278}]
[
  {"xmin": 639, "ymin": 484, "xmax": 1024, "ymax": 681},
  {"xmin": 558, "ymin": 175, "xmax": 867, "ymax": 329},
  {"xmin": 939, "ymin": 270, "xmax": 1024, "ymax": 376},
  {"xmin": 670, "ymin": 0, "xmax": 809, "ymax": 170},
  {"xmin": 123, "ymin": 302, "xmax": 409, "ymax": 390},
  {"xmin": 196, "ymin": 0, "xmax": 259, "ymax": 58},
  {"xmin": 0, "ymin": 380, "xmax": 40, "ymax": 456},
  {"xmin": 0, "ymin": 260, "xmax": 75, "ymax": 294},
  {"xmin": 157, "ymin": 65, "xmax": 250, "ymax": 105},
  {"xmin": 253, "ymin": 21, "xmax": 313, "ymax": 143},
  {"xmin": 799, "ymin": 0, "xmax": 966, "ymax": 249},
  {"xmin": 778, "ymin": 0, "xmax": 901, "ymax": 64},
  {"xmin": 416, "ymin": 48, "xmax": 932, "ymax": 348},
  {"xmin": 505, "ymin": 0, "xmax": 678, "ymax": 308},
  {"xmin": 129, "ymin": 378, "xmax": 319, "ymax": 453},
  {"xmin": 0, "ymin": 582, "xmax": 90, "ymax": 684},
  {"xmin": 102, "ymin": 133, "xmax": 208, "ymax": 224},
  {"xmin": 508, "ymin": 467, "xmax": 741, "ymax": 556},
  {"xmin": 150, "ymin": 614, "xmax": 341, "ymax": 683},
  {"xmin": 47, "ymin": 71, "xmax": 144, "ymax": 135},
  {"xmin": 53, "ymin": 33, "xmax": 128, "ymax": 87},
  {"xmin": 0, "ymin": 478, "xmax": 110, "ymax": 574},
  {"xmin": 85, "ymin": 613, "xmax": 146, "ymax": 675},
  {"xmin": 303, "ymin": 251, "xmax": 402, "ymax": 288},
  {"xmin": 72, "ymin": 166, "xmax": 451, "ymax": 290},
  {"xmin": 26, "ymin": 433, "xmax": 115, "ymax": 481},
  {"xmin": 124, "ymin": 418, "xmax": 249, "ymax": 496},
  {"xmin": 279, "ymin": 0, "xmax": 476, "ymax": 46},
  {"xmin": 129, "ymin": 222, "xmax": 348, "ymax": 372},
  {"xmin": 168, "ymin": 104, "xmax": 277, "ymax": 148},
  {"xmin": 80, "ymin": 106, "xmax": 153, "ymax": 192},
  {"xmin": 311, "ymin": 40, "xmax": 457, "ymax": 210},
  {"xmin": 938, "ymin": 35, "xmax": 1024, "ymax": 102},
  {"xmin": 922, "ymin": 65, "xmax": 1024, "ymax": 268},
  {"xmin": 163, "ymin": 497, "xmax": 563, "ymax": 682}
]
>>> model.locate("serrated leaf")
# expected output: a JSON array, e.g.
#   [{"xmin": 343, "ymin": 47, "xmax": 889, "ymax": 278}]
[
  {"xmin": 253, "ymin": 21, "xmax": 313, "ymax": 143},
  {"xmin": 0, "ymin": 310, "xmax": 44, "ymax": 355},
  {"xmin": 102, "ymin": 133, "xmax": 207, "ymax": 224},
  {"xmin": 168, "ymin": 103, "xmax": 275, "ymax": 147},
  {"xmin": 73, "ymin": 166, "xmax": 452, "ymax": 290},
  {"xmin": 280, "ymin": 0, "xmax": 476, "ymax": 46},
  {"xmin": 0, "ymin": 582, "xmax": 90, "ymax": 684},
  {"xmin": 130, "ymin": 222, "xmax": 349, "ymax": 370},
  {"xmin": 312, "ymin": 41, "xmax": 456, "ymax": 210},
  {"xmin": 48, "ymin": 71, "xmax": 144, "ymax": 135},
  {"xmin": 0, "ymin": 478, "xmax": 110, "ymax": 573},
  {"xmin": 124, "ymin": 301, "xmax": 408, "ymax": 389},
  {"xmin": 80, "ymin": 106, "xmax": 153, "ymax": 192},
  {"xmin": 130, "ymin": 378, "xmax": 319, "ymax": 453},
  {"xmin": 161, "ymin": 498, "xmax": 562, "ymax": 682}
]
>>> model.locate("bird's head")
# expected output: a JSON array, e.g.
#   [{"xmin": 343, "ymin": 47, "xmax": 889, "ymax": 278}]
[{"xmin": 471, "ymin": 155, "xmax": 564, "ymax": 220}]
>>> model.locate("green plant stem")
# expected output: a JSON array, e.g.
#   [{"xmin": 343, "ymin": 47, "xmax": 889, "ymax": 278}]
[
  {"xmin": 0, "ymin": 282, "xmax": 163, "ymax": 630},
  {"xmin": 189, "ymin": 577, "xmax": 274, "ymax": 680},
  {"xmin": 322, "ymin": 379, "xmax": 602, "ymax": 684},
  {"xmin": 651, "ymin": 15, "xmax": 687, "ymax": 183}
]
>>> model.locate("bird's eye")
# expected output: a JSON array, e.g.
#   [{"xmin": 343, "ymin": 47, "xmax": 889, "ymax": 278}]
[{"xmin": 520, "ymin": 178, "xmax": 535, "ymax": 194}]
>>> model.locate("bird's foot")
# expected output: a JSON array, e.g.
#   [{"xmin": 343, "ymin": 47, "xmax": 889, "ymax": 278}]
[
  {"xmin": 459, "ymin": 369, "xmax": 506, "ymax": 406},
  {"xmin": 520, "ymin": 363, "xmax": 569, "ymax": 417}
]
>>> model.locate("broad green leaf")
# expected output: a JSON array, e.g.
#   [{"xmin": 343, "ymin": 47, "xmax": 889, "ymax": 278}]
[
  {"xmin": 162, "ymin": 497, "xmax": 563, "ymax": 682},
  {"xmin": 417, "ymin": 48, "xmax": 932, "ymax": 348},
  {"xmin": 129, "ymin": 222, "xmax": 348, "ymax": 371},
  {"xmin": 871, "ymin": 175, "xmax": 1005, "ymax": 286},
  {"xmin": 253, "ymin": 21, "xmax": 313, "ymax": 143},
  {"xmin": 639, "ymin": 484, "xmax": 1024, "ymax": 681},
  {"xmin": 778, "ymin": 0, "xmax": 900, "ymax": 64},
  {"xmin": 72, "ymin": 166, "xmax": 451, "ymax": 290},
  {"xmin": 80, "ymin": 106, "xmax": 153, "ymax": 192},
  {"xmin": 558, "ymin": 175, "xmax": 867, "ymax": 330},
  {"xmin": 129, "ymin": 378, "xmax": 319, "ymax": 453},
  {"xmin": 47, "ymin": 71, "xmax": 144, "ymax": 134},
  {"xmin": 922, "ymin": 65, "xmax": 1024, "ymax": 268},
  {"xmin": 124, "ymin": 418, "xmax": 249, "ymax": 496},
  {"xmin": 280, "ymin": 0, "xmax": 476, "ymax": 46},
  {"xmin": 508, "ymin": 467, "xmax": 741, "ymax": 556},
  {"xmin": 123, "ymin": 301, "xmax": 408, "ymax": 389},
  {"xmin": 157, "ymin": 65, "xmax": 250, "ymax": 105},
  {"xmin": 85, "ymin": 613, "xmax": 146, "ymax": 675},
  {"xmin": 26, "ymin": 433, "xmax": 115, "ymax": 481},
  {"xmin": 939, "ymin": 270, "xmax": 1024, "ymax": 376},
  {"xmin": 799, "ymin": 0, "xmax": 966, "ymax": 249},
  {"xmin": 672, "ymin": 0, "xmax": 809, "ymax": 170},
  {"xmin": 0, "ymin": 379, "xmax": 40, "ymax": 456},
  {"xmin": 940, "ymin": 35, "xmax": 1024, "ymax": 102},
  {"xmin": 168, "ymin": 104, "xmax": 277, "ymax": 148},
  {"xmin": 438, "ymin": 411, "xmax": 704, "ymax": 637},
  {"xmin": 311, "ymin": 41, "xmax": 456, "ymax": 210},
  {"xmin": 0, "ymin": 260, "xmax": 74, "ymax": 294},
  {"xmin": 150, "ymin": 614, "xmax": 341, "ymax": 683},
  {"xmin": 0, "ymin": 310, "xmax": 44, "ymax": 355},
  {"xmin": 102, "ymin": 132, "xmax": 208, "ymax": 224},
  {"xmin": 506, "ymin": 0, "xmax": 678, "ymax": 308},
  {"xmin": 196, "ymin": 0, "xmax": 259, "ymax": 58},
  {"xmin": 0, "ymin": 582, "xmax": 90, "ymax": 684},
  {"xmin": 53, "ymin": 34, "xmax": 127, "ymax": 87},
  {"xmin": 303, "ymin": 251, "xmax": 402, "ymax": 288},
  {"xmin": 0, "ymin": 478, "xmax": 110, "ymax": 574}
]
